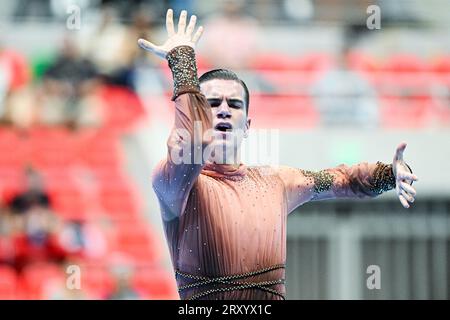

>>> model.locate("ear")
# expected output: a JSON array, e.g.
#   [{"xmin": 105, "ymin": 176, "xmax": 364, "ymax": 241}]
[{"xmin": 243, "ymin": 118, "xmax": 251, "ymax": 138}]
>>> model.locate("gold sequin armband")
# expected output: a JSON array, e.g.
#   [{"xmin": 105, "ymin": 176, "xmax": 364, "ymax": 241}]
[
  {"xmin": 301, "ymin": 169, "xmax": 335, "ymax": 194},
  {"xmin": 369, "ymin": 161, "xmax": 396, "ymax": 195},
  {"xmin": 166, "ymin": 45, "xmax": 200, "ymax": 101}
]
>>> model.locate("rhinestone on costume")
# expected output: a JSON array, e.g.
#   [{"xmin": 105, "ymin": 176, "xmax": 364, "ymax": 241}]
[{"xmin": 301, "ymin": 169, "xmax": 335, "ymax": 194}]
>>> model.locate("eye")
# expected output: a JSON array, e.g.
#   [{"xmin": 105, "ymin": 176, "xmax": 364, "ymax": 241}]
[
  {"xmin": 228, "ymin": 100, "xmax": 243, "ymax": 109},
  {"xmin": 207, "ymin": 99, "xmax": 221, "ymax": 107}
]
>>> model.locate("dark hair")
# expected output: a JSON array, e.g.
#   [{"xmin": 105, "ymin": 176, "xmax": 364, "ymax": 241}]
[{"xmin": 199, "ymin": 69, "xmax": 250, "ymax": 115}]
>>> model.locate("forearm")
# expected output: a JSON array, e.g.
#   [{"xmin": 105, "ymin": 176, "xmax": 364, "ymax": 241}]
[
  {"xmin": 329, "ymin": 161, "xmax": 395, "ymax": 198},
  {"xmin": 309, "ymin": 161, "xmax": 401, "ymax": 201},
  {"xmin": 167, "ymin": 45, "xmax": 212, "ymax": 164},
  {"xmin": 153, "ymin": 46, "xmax": 212, "ymax": 220}
]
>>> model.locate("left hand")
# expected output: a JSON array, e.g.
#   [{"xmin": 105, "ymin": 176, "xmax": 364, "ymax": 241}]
[{"xmin": 392, "ymin": 142, "xmax": 418, "ymax": 209}]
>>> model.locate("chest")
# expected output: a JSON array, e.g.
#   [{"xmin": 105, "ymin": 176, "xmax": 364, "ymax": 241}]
[{"xmin": 189, "ymin": 174, "xmax": 286, "ymax": 238}]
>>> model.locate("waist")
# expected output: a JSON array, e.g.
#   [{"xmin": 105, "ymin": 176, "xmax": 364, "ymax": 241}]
[{"xmin": 175, "ymin": 263, "xmax": 286, "ymax": 300}]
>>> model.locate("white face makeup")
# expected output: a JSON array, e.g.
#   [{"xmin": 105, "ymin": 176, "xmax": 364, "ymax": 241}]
[{"xmin": 200, "ymin": 79, "xmax": 251, "ymax": 163}]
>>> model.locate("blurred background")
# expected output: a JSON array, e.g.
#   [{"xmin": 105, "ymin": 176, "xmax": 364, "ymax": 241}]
[{"xmin": 0, "ymin": 0, "xmax": 449, "ymax": 300}]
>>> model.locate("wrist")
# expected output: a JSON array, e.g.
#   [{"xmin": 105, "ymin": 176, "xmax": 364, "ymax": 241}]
[
  {"xmin": 370, "ymin": 161, "xmax": 397, "ymax": 195},
  {"xmin": 166, "ymin": 45, "xmax": 200, "ymax": 101}
]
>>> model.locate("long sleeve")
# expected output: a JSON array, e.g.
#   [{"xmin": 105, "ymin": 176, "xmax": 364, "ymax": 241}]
[
  {"xmin": 276, "ymin": 161, "xmax": 399, "ymax": 214},
  {"xmin": 152, "ymin": 46, "xmax": 213, "ymax": 221}
]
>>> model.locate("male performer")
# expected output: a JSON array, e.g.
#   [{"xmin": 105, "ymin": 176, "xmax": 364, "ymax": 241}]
[{"xmin": 138, "ymin": 9, "xmax": 418, "ymax": 300}]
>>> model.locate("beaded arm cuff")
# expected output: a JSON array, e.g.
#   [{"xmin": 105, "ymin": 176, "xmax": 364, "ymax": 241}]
[
  {"xmin": 369, "ymin": 161, "xmax": 396, "ymax": 195},
  {"xmin": 302, "ymin": 161, "xmax": 413, "ymax": 199},
  {"xmin": 166, "ymin": 45, "xmax": 201, "ymax": 101}
]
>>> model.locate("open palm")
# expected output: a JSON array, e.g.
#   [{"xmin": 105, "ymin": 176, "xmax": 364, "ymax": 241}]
[
  {"xmin": 138, "ymin": 9, "xmax": 204, "ymax": 59},
  {"xmin": 392, "ymin": 142, "xmax": 418, "ymax": 209}
]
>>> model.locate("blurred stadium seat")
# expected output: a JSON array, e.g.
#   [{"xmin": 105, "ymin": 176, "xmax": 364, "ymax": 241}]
[
  {"xmin": 21, "ymin": 262, "xmax": 65, "ymax": 299},
  {"xmin": 132, "ymin": 268, "xmax": 178, "ymax": 299},
  {"xmin": 0, "ymin": 265, "xmax": 18, "ymax": 299}
]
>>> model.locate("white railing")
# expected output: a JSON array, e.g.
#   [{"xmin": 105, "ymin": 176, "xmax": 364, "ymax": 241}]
[{"xmin": 286, "ymin": 202, "xmax": 449, "ymax": 299}]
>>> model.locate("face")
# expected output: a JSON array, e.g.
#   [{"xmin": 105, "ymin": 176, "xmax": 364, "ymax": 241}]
[{"xmin": 200, "ymin": 79, "xmax": 251, "ymax": 162}]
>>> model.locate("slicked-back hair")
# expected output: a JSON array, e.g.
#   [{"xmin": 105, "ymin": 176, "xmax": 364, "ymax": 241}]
[{"xmin": 199, "ymin": 69, "xmax": 250, "ymax": 115}]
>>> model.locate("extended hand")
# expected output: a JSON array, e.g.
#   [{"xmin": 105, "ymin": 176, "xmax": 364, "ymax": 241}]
[
  {"xmin": 392, "ymin": 142, "xmax": 418, "ymax": 208},
  {"xmin": 138, "ymin": 9, "xmax": 204, "ymax": 59}
]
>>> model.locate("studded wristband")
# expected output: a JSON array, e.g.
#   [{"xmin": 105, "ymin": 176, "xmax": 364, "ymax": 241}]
[
  {"xmin": 166, "ymin": 45, "xmax": 200, "ymax": 101},
  {"xmin": 369, "ymin": 161, "xmax": 397, "ymax": 195}
]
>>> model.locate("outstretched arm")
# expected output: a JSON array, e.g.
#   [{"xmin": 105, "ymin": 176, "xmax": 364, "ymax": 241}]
[
  {"xmin": 277, "ymin": 142, "xmax": 418, "ymax": 214},
  {"xmin": 139, "ymin": 9, "xmax": 211, "ymax": 221}
]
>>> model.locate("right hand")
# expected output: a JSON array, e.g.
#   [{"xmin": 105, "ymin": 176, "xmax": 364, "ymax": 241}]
[{"xmin": 138, "ymin": 9, "xmax": 204, "ymax": 59}]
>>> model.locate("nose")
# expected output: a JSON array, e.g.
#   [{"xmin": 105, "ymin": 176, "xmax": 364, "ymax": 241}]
[{"xmin": 216, "ymin": 101, "xmax": 231, "ymax": 119}]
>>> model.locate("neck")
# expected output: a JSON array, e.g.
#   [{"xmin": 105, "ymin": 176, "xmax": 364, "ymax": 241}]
[{"xmin": 209, "ymin": 144, "xmax": 241, "ymax": 166}]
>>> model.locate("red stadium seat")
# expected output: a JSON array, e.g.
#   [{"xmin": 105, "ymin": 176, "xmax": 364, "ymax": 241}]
[
  {"xmin": 21, "ymin": 262, "xmax": 64, "ymax": 299},
  {"xmin": 47, "ymin": 186, "xmax": 89, "ymax": 221},
  {"xmin": 250, "ymin": 94, "xmax": 319, "ymax": 129},
  {"xmin": 251, "ymin": 52, "xmax": 297, "ymax": 71},
  {"xmin": 98, "ymin": 85, "xmax": 146, "ymax": 133},
  {"xmin": 28, "ymin": 127, "xmax": 78, "ymax": 168},
  {"xmin": 0, "ymin": 265, "xmax": 18, "ymax": 299},
  {"xmin": 432, "ymin": 56, "xmax": 450, "ymax": 87},
  {"xmin": 78, "ymin": 265, "xmax": 115, "ymax": 299},
  {"xmin": 347, "ymin": 51, "xmax": 380, "ymax": 73},
  {"xmin": 132, "ymin": 268, "xmax": 178, "ymax": 299},
  {"xmin": 98, "ymin": 182, "xmax": 141, "ymax": 220},
  {"xmin": 375, "ymin": 54, "xmax": 430, "ymax": 89},
  {"xmin": 111, "ymin": 222, "xmax": 162, "ymax": 265},
  {"xmin": 251, "ymin": 53, "xmax": 332, "ymax": 92},
  {"xmin": 0, "ymin": 128, "xmax": 27, "ymax": 170},
  {"xmin": 0, "ymin": 168, "xmax": 25, "ymax": 203},
  {"xmin": 297, "ymin": 53, "xmax": 333, "ymax": 72},
  {"xmin": 75, "ymin": 129, "xmax": 123, "ymax": 170},
  {"xmin": 383, "ymin": 54, "xmax": 428, "ymax": 73},
  {"xmin": 380, "ymin": 95, "xmax": 436, "ymax": 129},
  {"xmin": 251, "ymin": 52, "xmax": 332, "ymax": 71}
]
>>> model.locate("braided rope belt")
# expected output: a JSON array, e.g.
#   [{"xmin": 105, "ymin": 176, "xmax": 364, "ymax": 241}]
[{"xmin": 175, "ymin": 264, "xmax": 286, "ymax": 300}]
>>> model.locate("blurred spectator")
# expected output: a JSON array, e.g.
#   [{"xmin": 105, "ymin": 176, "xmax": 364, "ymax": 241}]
[
  {"xmin": 59, "ymin": 219, "xmax": 108, "ymax": 260},
  {"xmin": 282, "ymin": 0, "xmax": 314, "ymax": 22},
  {"xmin": 201, "ymin": 0, "xmax": 260, "ymax": 70},
  {"xmin": 0, "ymin": 206, "xmax": 14, "ymax": 265},
  {"xmin": 125, "ymin": 9, "xmax": 159, "ymax": 67},
  {"xmin": 6, "ymin": 168, "xmax": 69, "ymax": 272},
  {"xmin": 3, "ymin": 84, "xmax": 38, "ymax": 129},
  {"xmin": 39, "ymin": 35, "xmax": 103, "ymax": 128},
  {"xmin": 80, "ymin": 6, "xmax": 158, "ymax": 91},
  {"xmin": 311, "ymin": 44, "xmax": 379, "ymax": 128},
  {"xmin": 9, "ymin": 207, "xmax": 67, "ymax": 272},
  {"xmin": 9, "ymin": 167, "xmax": 50, "ymax": 215},
  {"xmin": 13, "ymin": 0, "xmax": 53, "ymax": 20},
  {"xmin": 0, "ymin": 43, "xmax": 31, "ymax": 124},
  {"xmin": 80, "ymin": 7, "xmax": 130, "ymax": 85},
  {"xmin": 107, "ymin": 264, "xmax": 141, "ymax": 300}
]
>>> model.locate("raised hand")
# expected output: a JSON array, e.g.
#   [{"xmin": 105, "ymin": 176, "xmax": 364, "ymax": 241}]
[
  {"xmin": 392, "ymin": 142, "xmax": 418, "ymax": 209},
  {"xmin": 138, "ymin": 9, "xmax": 204, "ymax": 59}
]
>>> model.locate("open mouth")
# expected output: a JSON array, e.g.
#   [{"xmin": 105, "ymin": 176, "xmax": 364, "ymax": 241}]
[{"xmin": 214, "ymin": 122, "xmax": 233, "ymax": 132}]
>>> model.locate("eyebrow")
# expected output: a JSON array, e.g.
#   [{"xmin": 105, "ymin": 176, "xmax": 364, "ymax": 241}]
[{"xmin": 206, "ymin": 95, "xmax": 243, "ymax": 102}]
